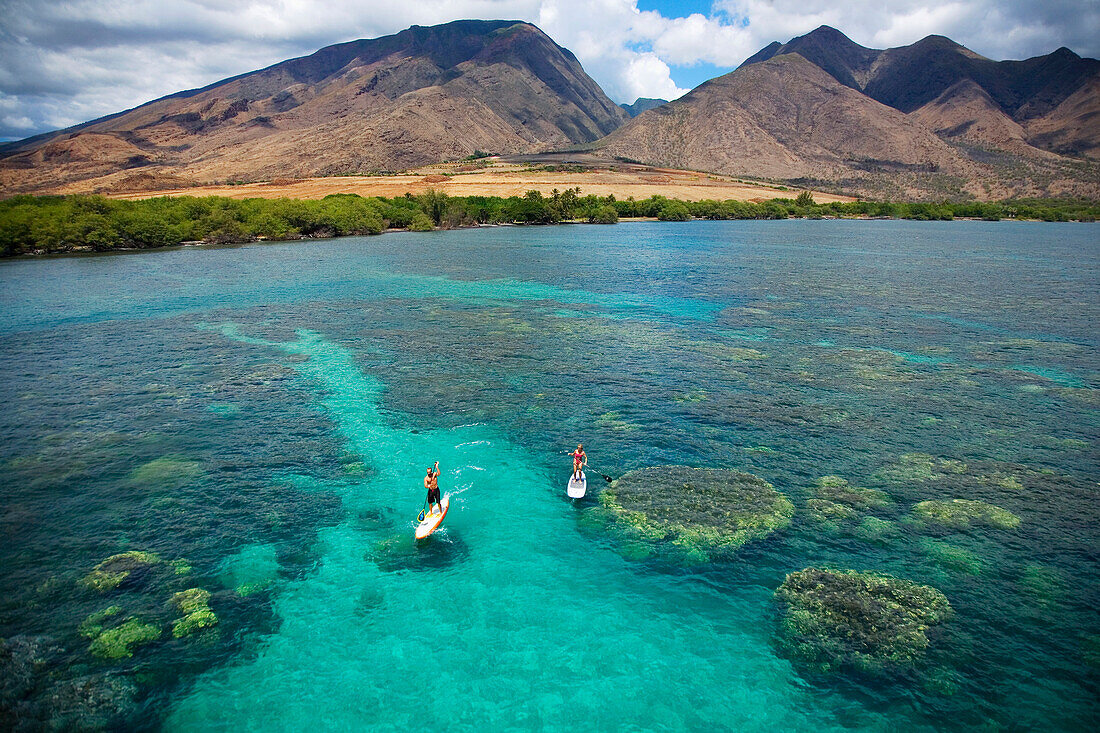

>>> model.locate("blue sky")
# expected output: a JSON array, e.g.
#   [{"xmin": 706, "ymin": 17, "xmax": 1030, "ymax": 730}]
[
  {"xmin": 664, "ymin": 62, "xmax": 734, "ymax": 94},
  {"xmin": 637, "ymin": 1, "xmax": 717, "ymax": 17},
  {"xmin": 1, "ymin": 0, "xmax": 1097, "ymax": 141}
]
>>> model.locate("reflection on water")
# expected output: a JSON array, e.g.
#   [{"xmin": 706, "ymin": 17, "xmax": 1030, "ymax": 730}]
[{"xmin": 0, "ymin": 221, "xmax": 1097, "ymax": 730}]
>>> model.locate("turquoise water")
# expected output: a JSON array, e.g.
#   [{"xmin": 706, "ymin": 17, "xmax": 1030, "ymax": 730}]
[{"xmin": 0, "ymin": 221, "xmax": 1097, "ymax": 730}]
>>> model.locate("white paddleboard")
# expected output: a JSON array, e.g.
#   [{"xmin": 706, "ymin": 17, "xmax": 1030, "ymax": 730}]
[
  {"xmin": 567, "ymin": 472, "xmax": 587, "ymax": 498},
  {"xmin": 415, "ymin": 495, "xmax": 449, "ymax": 540}
]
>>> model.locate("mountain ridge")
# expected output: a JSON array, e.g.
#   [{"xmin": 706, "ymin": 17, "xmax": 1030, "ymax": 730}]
[
  {"xmin": 2, "ymin": 21, "xmax": 1096, "ymax": 200},
  {"xmin": 621, "ymin": 98, "xmax": 668, "ymax": 117},
  {"xmin": 741, "ymin": 25, "xmax": 1100, "ymax": 127},
  {"xmin": 597, "ymin": 54, "xmax": 974, "ymax": 186},
  {"xmin": 594, "ymin": 27, "xmax": 1099, "ymax": 199},
  {"xmin": 0, "ymin": 20, "xmax": 627, "ymax": 194}
]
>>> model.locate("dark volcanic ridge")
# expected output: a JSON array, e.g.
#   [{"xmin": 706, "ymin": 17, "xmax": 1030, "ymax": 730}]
[
  {"xmin": 740, "ymin": 25, "xmax": 1100, "ymax": 159},
  {"xmin": 621, "ymin": 98, "xmax": 668, "ymax": 117}
]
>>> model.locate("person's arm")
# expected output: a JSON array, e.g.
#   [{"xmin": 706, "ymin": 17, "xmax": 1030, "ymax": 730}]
[{"xmin": 433, "ymin": 461, "xmax": 440, "ymax": 478}]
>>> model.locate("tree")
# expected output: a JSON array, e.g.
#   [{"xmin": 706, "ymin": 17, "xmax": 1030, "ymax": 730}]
[
  {"xmin": 418, "ymin": 189, "xmax": 449, "ymax": 226},
  {"xmin": 795, "ymin": 190, "xmax": 815, "ymax": 207},
  {"xmin": 657, "ymin": 200, "xmax": 691, "ymax": 221},
  {"xmin": 588, "ymin": 205, "xmax": 618, "ymax": 224}
]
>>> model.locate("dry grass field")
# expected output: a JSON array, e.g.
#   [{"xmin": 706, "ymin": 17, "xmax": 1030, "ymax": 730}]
[{"xmin": 103, "ymin": 158, "xmax": 854, "ymax": 204}]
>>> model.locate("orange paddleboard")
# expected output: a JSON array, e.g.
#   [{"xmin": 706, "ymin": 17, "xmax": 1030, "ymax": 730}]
[{"xmin": 415, "ymin": 495, "xmax": 450, "ymax": 540}]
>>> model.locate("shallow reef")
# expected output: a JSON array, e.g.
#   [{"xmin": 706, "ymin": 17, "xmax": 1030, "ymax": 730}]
[
  {"xmin": 1017, "ymin": 563, "xmax": 1066, "ymax": 610},
  {"xmin": 813, "ymin": 476, "xmax": 890, "ymax": 510},
  {"xmin": 81, "ymin": 551, "xmax": 162, "ymax": 592},
  {"xmin": 852, "ymin": 517, "xmax": 900, "ymax": 546},
  {"xmin": 217, "ymin": 543, "xmax": 280, "ymax": 596},
  {"xmin": 368, "ymin": 532, "xmax": 470, "ymax": 573},
  {"xmin": 672, "ymin": 389, "xmax": 708, "ymax": 403},
  {"xmin": 78, "ymin": 606, "xmax": 123, "ymax": 639},
  {"xmin": 128, "ymin": 456, "xmax": 203, "ymax": 488},
  {"xmin": 806, "ymin": 498, "xmax": 858, "ymax": 523},
  {"xmin": 1, "ymin": 635, "xmax": 137, "ymax": 729},
  {"xmin": 172, "ymin": 608, "xmax": 218, "ymax": 638},
  {"xmin": 39, "ymin": 672, "xmax": 138, "ymax": 730},
  {"xmin": 88, "ymin": 618, "xmax": 161, "ymax": 659},
  {"xmin": 874, "ymin": 453, "xmax": 968, "ymax": 484},
  {"xmin": 170, "ymin": 588, "xmax": 219, "ymax": 637},
  {"xmin": 912, "ymin": 499, "xmax": 1020, "ymax": 530},
  {"xmin": 595, "ymin": 411, "xmax": 639, "ymax": 432},
  {"xmin": 1, "ymin": 636, "xmax": 62, "ymax": 723},
  {"xmin": 919, "ymin": 538, "xmax": 983, "ymax": 575},
  {"xmin": 802, "ymin": 476, "xmax": 895, "ymax": 545},
  {"xmin": 774, "ymin": 568, "xmax": 952, "ymax": 676},
  {"xmin": 589, "ymin": 466, "xmax": 794, "ymax": 562},
  {"xmin": 171, "ymin": 587, "xmax": 211, "ymax": 613}
]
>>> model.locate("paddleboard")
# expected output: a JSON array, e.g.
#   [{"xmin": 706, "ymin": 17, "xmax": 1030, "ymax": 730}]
[
  {"xmin": 415, "ymin": 495, "xmax": 449, "ymax": 540},
  {"xmin": 567, "ymin": 472, "xmax": 587, "ymax": 499}
]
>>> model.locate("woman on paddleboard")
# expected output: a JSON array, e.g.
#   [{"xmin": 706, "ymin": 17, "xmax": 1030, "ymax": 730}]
[
  {"xmin": 425, "ymin": 461, "xmax": 441, "ymax": 515},
  {"xmin": 571, "ymin": 444, "xmax": 587, "ymax": 481}
]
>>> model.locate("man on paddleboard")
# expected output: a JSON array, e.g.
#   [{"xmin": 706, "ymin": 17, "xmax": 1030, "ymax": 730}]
[
  {"xmin": 425, "ymin": 461, "xmax": 442, "ymax": 515},
  {"xmin": 572, "ymin": 444, "xmax": 587, "ymax": 481}
]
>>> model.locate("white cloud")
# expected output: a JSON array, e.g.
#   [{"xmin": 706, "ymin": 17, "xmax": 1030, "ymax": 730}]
[
  {"xmin": 713, "ymin": 0, "xmax": 1100, "ymax": 61},
  {"xmin": 622, "ymin": 53, "xmax": 688, "ymax": 101},
  {"xmin": 0, "ymin": 0, "xmax": 1096, "ymax": 140}
]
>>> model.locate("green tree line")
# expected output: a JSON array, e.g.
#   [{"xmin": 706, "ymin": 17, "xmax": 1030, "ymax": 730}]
[{"xmin": 0, "ymin": 190, "xmax": 1095, "ymax": 256}]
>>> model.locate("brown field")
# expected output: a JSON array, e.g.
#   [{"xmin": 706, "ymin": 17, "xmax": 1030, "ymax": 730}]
[{"xmin": 103, "ymin": 158, "xmax": 855, "ymax": 204}]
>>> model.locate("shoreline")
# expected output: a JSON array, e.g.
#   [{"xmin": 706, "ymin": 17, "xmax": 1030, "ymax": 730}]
[{"xmin": 3, "ymin": 216, "xmax": 1092, "ymax": 261}]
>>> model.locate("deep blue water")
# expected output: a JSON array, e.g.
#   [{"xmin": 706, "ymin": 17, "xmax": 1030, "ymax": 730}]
[{"xmin": 0, "ymin": 220, "xmax": 1097, "ymax": 731}]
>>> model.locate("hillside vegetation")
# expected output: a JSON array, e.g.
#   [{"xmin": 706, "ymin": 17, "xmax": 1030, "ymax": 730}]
[{"xmin": 3, "ymin": 192, "xmax": 1095, "ymax": 257}]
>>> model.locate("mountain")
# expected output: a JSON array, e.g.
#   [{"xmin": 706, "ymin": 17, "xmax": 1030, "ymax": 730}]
[
  {"xmin": 0, "ymin": 20, "xmax": 627, "ymax": 194},
  {"xmin": 592, "ymin": 28, "xmax": 1099, "ymax": 199},
  {"xmin": 1022, "ymin": 74, "xmax": 1100, "ymax": 158},
  {"xmin": 740, "ymin": 26, "xmax": 1100, "ymax": 158},
  {"xmin": 741, "ymin": 25, "xmax": 879, "ymax": 90},
  {"xmin": 5, "ymin": 22, "xmax": 1095, "ymax": 200},
  {"xmin": 621, "ymin": 98, "xmax": 668, "ymax": 117},
  {"xmin": 908, "ymin": 80, "xmax": 1038, "ymax": 155},
  {"xmin": 596, "ymin": 54, "xmax": 977, "ymax": 195}
]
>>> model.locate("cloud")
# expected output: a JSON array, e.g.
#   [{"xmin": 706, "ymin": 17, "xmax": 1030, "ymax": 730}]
[
  {"xmin": 0, "ymin": 0, "xmax": 1096, "ymax": 141},
  {"xmin": 712, "ymin": 0, "xmax": 1100, "ymax": 61}
]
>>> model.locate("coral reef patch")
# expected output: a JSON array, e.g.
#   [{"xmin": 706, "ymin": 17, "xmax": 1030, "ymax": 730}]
[
  {"xmin": 88, "ymin": 619, "xmax": 161, "ymax": 659},
  {"xmin": 78, "ymin": 606, "xmax": 123, "ymax": 639},
  {"xmin": 874, "ymin": 453, "xmax": 967, "ymax": 484},
  {"xmin": 170, "ymin": 588, "xmax": 218, "ymax": 637},
  {"xmin": 912, "ymin": 499, "xmax": 1020, "ymax": 530},
  {"xmin": 919, "ymin": 538, "xmax": 983, "ymax": 575},
  {"xmin": 591, "ymin": 466, "xmax": 794, "ymax": 561},
  {"xmin": 368, "ymin": 533, "xmax": 470, "ymax": 573},
  {"xmin": 128, "ymin": 456, "xmax": 202, "ymax": 487},
  {"xmin": 813, "ymin": 475, "xmax": 890, "ymax": 510},
  {"xmin": 81, "ymin": 551, "xmax": 161, "ymax": 592},
  {"xmin": 774, "ymin": 568, "xmax": 952, "ymax": 676}
]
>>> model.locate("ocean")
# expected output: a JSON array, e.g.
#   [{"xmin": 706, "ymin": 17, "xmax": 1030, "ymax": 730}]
[{"xmin": 1, "ymin": 220, "xmax": 1097, "ymax": 731}]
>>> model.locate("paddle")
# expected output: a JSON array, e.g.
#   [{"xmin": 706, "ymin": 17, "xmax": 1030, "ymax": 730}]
[
  {"xmin": 585, "ymin": 465, "xmax": 614, "ymax": 483},
  {"xmin": 417, "ymin": 496, "xmax": 428, "ymax": 523}
]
